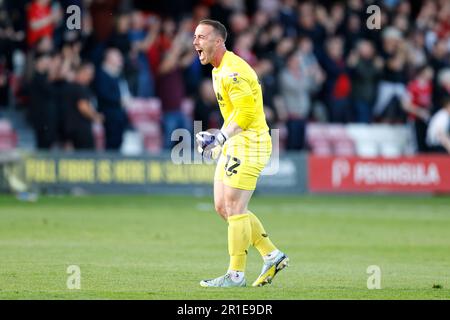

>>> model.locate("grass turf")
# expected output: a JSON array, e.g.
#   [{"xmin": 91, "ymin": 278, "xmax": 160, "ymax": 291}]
[{"xmin": 0, "ymin": 194, "xmax": 449, "ymax": 300}]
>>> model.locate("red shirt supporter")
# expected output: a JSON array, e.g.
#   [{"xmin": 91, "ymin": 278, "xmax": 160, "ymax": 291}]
[
  {"xmin": 27, "ymin": 0, "xmax": 54, "ymax": 48},
  {"xmin": 333, "ymin": 72, "xmax": 352, "ymax": 99},
  {"xmin": 406, "ymin": 78, "xmax": 433, "ymax": 121}
]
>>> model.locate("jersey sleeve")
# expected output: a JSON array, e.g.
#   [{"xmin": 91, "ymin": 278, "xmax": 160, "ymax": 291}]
[{"xmin": 225, "ymin": 74, "xmax": 256, "ymax": 130}]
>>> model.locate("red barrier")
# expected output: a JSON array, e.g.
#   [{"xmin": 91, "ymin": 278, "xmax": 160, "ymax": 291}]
[{"xmin": 308, "ymin": 155, "xmax": 450, "ymax": 193}]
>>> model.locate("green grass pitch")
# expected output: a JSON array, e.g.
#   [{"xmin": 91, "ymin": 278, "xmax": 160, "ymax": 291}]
[{"xmin": 0, "ymin": 194, "xmax": 449, "ymax": 299}]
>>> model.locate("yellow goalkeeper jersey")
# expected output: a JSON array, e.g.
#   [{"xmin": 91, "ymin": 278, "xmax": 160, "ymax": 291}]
[{"xmin": 212, "ymin": 51, "xmax": 269, "ymax": 137}]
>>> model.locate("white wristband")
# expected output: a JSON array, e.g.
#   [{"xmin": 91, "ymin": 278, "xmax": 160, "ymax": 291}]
[{"xmin": 217, "ymin": 131, "xmax": 228, "ymax": 145}]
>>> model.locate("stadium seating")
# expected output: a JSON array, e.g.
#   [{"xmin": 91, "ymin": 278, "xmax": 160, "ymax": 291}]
[
  {"xmin": 126, "ymin": 97, "xmax": 162, "ymax": 154},
  {"xmin": 0, "ymin": 119, "xmax": 17, "ymax": 151},
  {"xmin": 90, "ymin": 104, "xmax": 415, "ymax": 157},
  {"xmin": 92, "ymin": 98, "xmax": 163, "ymax": 153},
  {"xmin": 346, "ymin": 124, "xmax": 379, "ymax": 157},
  {"xmin": 306, "ymin": 123, "xmax": 355, "ymax": 156},
  {"xmin": 326, "ymin": 125, "xmax": 355, "ymax": 156},
  {"xmin": 306, "ymin": 123, "xmax": 414, "ymax": 157},
  {"xmin": 126, "ymin": 97, "xmax": 162, "ymax": 124},
  {"xmin": 92, "ymin": 97, "xmax": 198, "ymax": 154},
  {"xmin": 306, "ymin": 124, "xmax": 333, "ymax": 156},
  {"xmin": 135, "ymin": 121, "xmax": 162, "ymax": 153}
]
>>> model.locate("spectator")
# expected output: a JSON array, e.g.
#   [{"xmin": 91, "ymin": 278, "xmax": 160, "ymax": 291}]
[
  {"xmin": 296, "ymin": 36, "xmax": 325, "ymax": 121},
  {"xmin": 319, "ymin": 36, "xmax": 352, "ymax": 123},
  {"xmin": 0, "ymin": 57, "xmax": 8, "ymax": 108},
  {"xmin": 406, "ymin": 29, "xmax": 428, "ymax": 70},
  {"xmin": 279, "ymin": 51, "xmax": 320, "ymax": 150},
  {"xmin": 89, "ymin": 0, "xmax": 120, "ymax": 43},
  {"xmin": 50, "ymin": 1, "xmax": 65, "ymax": 49},
  {"xmin": 94, "ymin": 48, "xmax": 129, "ymax": 150},
  {"xmin": 147, "ymin": 17, "xmax": 175, "ymax": 81},
  {"xmin": 1, "ymin": 0, "xmax": 448, "ymax": 156},
  {"xmin": 372, "ymin": 27, "xmax": 408, "ymax": 122},
  {"xmin": 28, "ymin": 53, "xmax": 58, "ymax": 149},
  {"xmin": 26, "ymin": 0, "xmax": 60, "ymax": 48},
  {"xmin": 233, "ymin": 31, "xmax": 258, "ymax": 67},
  {"xmin": 210, "ymin": 0, "xmax": 234, "ymax": 32},
  {"xmin": 258, "ymin": 0, "xmax": 280, "ymax": 19},
  {"xmin": 402, "ymin": 65, "xmax": 434, "ymax": 153},
  {"xmin": 426, "ymin": 97, "xmax": 450, "ymax": 154},
  {"xmin": 344, "ymin": 13, "xmax": 363, "ymax": 56},
  {"xmin": 156, "ymin": 18, "xmax": 195, "ymax": 149},
  {"xmin": 430, "ymin": 42, "xmax": 450, "ymax": 112},
  {"xmin": 255, "ymin": 58, "xmax": 281, "ymax": 128},
  {"xmin": 258, "ymin": 36, "xmax": 295, "ymax": 129},
  {"xmin": 297, "ymin": 2, "xmax": 326, "ymax": 47},
  {"xmin": 326, "ymin": 2, "xmax": 346, "ymax": 36},
  {"xmin": 250, "ymin": 10, "xmax": 270, "ymax": 37},
  {"xmin": 108, "ymin": 13, "xmax": 132, "ymax": 59},
  {"xmin": 127, "ymin": 11, "xmax": 157, "ymax": 98},
  {"xmin": 50, "ymin": 50, "xmax": 72, "ymax": 146},
  {"xmin": 194, "ymin": 79, "xmax": 222, "ymax": 130},
  {"xmin": 436, "ymin": 69, "xmax": 450, "ymax": 105},
  {"xmin": 348, "ymin": 40, "xmax": 383, "ymax": 123},
  {"xmin": 227, "ymin": 11, "xmax": 250, "ymax": 50},
  {"xmin": 108, "ymin": 13, "xmax": 138, "ymax": 98},
  {"xmin": 0, "ymin": 4, "xmax": 25, "ymax": 107},
  {"xmin": 267, "ymin": 36, "xmax": 295, "ymax": 77},
  {"xmin": 434, "ymin": 1, "xmax": 450, "ymax": 40},
  {"xmin": 64, "ymin": 63, "xmax": 103, "ymax": 150},
  {"xmin": 416, "ymin": 0, "xmax": 438, "ymax": 32},
  {"xmin": 254, "ymin": 22, "xmax": 284, "ymax": 59},
  {"xmin": 24, "ymin": 35, "xmax": 54, "ymax": 81},
  {"xmin": 185, "ymin": 6, "xmax": 210, "ymax": 96},
  {"xmin": 279, "ymin": 0, "xmax": 298, "ymax": 37},
  {"xmin": 192, "ymin": 4, "xmax": 210, "ymax": 27},
  {"xmin": 392, "ymin": 14, "xmax": 410, "ymax": 36}
]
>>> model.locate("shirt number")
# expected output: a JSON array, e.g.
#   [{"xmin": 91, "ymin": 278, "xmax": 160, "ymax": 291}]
[{"xmin": 224, "ymin": 155, "xmax": 241, "ymax": 177}]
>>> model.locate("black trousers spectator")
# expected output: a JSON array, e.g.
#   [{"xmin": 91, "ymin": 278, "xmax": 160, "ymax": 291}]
[
  {"xmin": 34, "ymin": 120, "xmax": 58, "ymax": 149},
  {"xmin": 286, "ymin": 119, "xmax": 306, "ymax": 150},
  {"xmin": 329, "ymin": 98, "xmax": 352, "ymax": 123},
  {"xmin": 63, "ymin": 81, "xmax": 98, "ymax": 150},
  {"xmin": 428, "ymin": 145, "xmax": 447, "ymax": 154},
  {"xmin": 413, "ymin": 119, "xmax": 428, "ymax": 153},
  {"xmin": 103, "ymin": 108, "xmax": 128, "ymax": 150},
  {"xmin": 67, "ymin": 128, "xmax": 95, "ymax": 150},
  {"xmin": 29, "ymin": 72, "xmax": 58, "ymax": 149}
]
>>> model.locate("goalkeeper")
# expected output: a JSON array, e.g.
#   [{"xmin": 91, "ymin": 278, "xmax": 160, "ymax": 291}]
[{"xmin": 193, "ymin": 19, "xmax": 289, "ymax": 287}]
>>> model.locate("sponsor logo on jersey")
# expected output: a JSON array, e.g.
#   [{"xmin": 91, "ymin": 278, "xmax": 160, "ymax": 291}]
[{"xmin": 228, "ymin": 72, "xmax": 240, "ymax": 83}]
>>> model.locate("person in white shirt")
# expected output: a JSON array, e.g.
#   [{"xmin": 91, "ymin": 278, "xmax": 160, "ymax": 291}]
[{"xmin": 426, "ymin": 97, "xmax": 450, "ymax": 154}]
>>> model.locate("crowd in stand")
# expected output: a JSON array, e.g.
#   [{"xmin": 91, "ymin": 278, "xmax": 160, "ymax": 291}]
[{"xmin": 0, "ymin": 0, "xmax": 449, "ymax": 153}]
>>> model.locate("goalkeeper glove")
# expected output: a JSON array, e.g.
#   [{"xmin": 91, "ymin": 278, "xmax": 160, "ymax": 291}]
[
  {"xmin": 199, "ymin": 145, "xmax": 222, "ymax": 160},
  {"xmin": 196, "ymin": 130, "xmax": 228, "ymax": 149},
  {"xmin": 196, "ymin": 130, "xmax": 228, "ymax": 160}
]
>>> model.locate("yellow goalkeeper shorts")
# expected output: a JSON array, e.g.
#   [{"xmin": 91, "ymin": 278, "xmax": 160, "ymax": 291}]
[{"xmin": 214, "ymin": 131, "xmax": 272, "ymax": 191}]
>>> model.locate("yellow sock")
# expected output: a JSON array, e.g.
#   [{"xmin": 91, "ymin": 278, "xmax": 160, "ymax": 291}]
[
  {"xmin": 248, "ymin": 210, "xmax": 277, "ymax": 257},
  {"xmin": 227, "ymin": 213, "xmax": 251, "ymax": 271}
]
